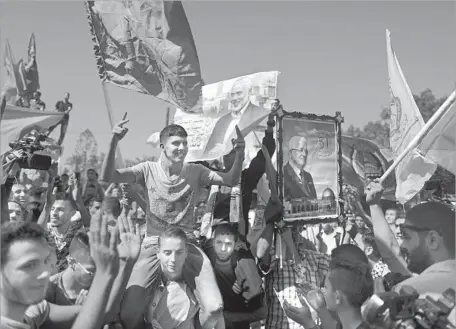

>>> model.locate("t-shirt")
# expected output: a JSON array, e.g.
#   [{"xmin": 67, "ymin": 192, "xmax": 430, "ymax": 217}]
[
  {"xmin": 130, "ymin": 162, "xmax": 216, "ymax": 236},
  {"xmin": 212, "ymin": 253, "xmax": 263, "ymax": 313},
  {"xmin": 55, "ymin": 100, "xmax": 72, "ymax": 119},
  {"xmin": 0, "ymin": 301, "xmax": 50, "ymax": 329},
  {"xmin": 394, "ymin": 259, "xmax": 456, "ymax": 295},
  {"xmin": 45, "ymin": 272, "xmax": 74, "ymax": 306}
]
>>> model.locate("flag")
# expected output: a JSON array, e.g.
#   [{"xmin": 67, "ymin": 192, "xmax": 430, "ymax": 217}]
[
  {"xmin": 1, "ymin": 103, "xmax": 64, "ymax": 156},
  {"xmin": 85, "ymin": 0, "xmax": 203, "ymax": 111},
  {"xmin": 3, "ymin": 40, "xmax": 20, "ymax": 102},
  {"xmin": 417, "ymin": 101, "xmax": 456, "ymax": 175},
  {"xmin": 341, "ymin": 135, "xmax": 396, "ymax": 200},
  {"xmin": 20, "ymin": 33, "xmax": 40, "ymax": 94},
  {"xmin": 386, "ymin": 29, "xmax": 437, "ymax": 203}
]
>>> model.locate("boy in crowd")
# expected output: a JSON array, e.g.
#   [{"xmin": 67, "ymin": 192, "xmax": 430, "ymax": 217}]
[{"xmin": 101, "ymin": 119, "xmax": 246, "ymax": 329}]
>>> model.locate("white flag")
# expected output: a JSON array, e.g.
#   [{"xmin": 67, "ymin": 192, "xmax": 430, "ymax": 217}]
[
  {"xmin": 386, "ymin": 30, "xmax": 437, "ymax": 204},
  {"xmin": 418, "ymin": 101, "xmax": 456, "ymax": 175}
]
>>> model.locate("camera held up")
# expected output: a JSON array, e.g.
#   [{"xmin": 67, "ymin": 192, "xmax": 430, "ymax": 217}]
[
  {"xmin": 5, "ymin": 132, "xmax": 52, "ymax": 171},
  {"xmin": 362, "ymin": 285, "xmax": 456, "ymax": 329}
]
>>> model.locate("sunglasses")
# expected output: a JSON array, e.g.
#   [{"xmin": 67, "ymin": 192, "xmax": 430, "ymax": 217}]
[{"xmin": 77, "ymin": 262, "xmax": 94, "ymax": 276}]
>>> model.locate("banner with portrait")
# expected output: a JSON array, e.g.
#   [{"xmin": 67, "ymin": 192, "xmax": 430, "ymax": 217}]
[
  {"xmin": 173, "ymin": 71, "xmax": 280, "ymax": 162},
  {"xmin": 276, "ymin": 110, "xmax": 344, "ymax": 222}
]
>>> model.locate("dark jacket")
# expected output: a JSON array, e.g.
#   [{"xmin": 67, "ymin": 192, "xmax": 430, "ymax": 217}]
[
  {"xmin": 283, "ymin": 162, "xmax": 317, "ymax": 200},
  {"xmin": 213, "ymin": 129, "xmax": 276, "ymax": 234}
]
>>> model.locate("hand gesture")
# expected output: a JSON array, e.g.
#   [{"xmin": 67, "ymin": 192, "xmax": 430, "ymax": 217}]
[
  {"xmin": 283, "ymin": 300, "xmax": 315, "ymax": 328},
  {"xmin": 232, "ymin": 278, "xmax": 246, "ymax": 295},
  {"xmin": 75, "ymin": 289, "xmax": 88, "ymax": 305},
  {"xmin": 112, "ymin": 112, "xmax": 129, "ymax": 142},
  {"xmin": 116, "ymin": 215, "xmax": 141, "ymax": 264},
  {"xmin": 364, "ymin": 178, "xmax": 384, "ymax": 206},
  {"xmin": 89, "ymin": 210, "xmax": 119, "ymax": 275},
  {"xmin": 306, "ymin": 289, "xmax": 326, "ymax": 311},
  {"xmin": 232, "ymin": 125, "xmax": 245, "ymax": 153}
]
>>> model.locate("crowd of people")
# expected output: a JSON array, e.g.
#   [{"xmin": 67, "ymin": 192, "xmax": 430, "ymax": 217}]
[{"xmin": 1, "ymin": 101, "xmax": 455, "ymax": 329}]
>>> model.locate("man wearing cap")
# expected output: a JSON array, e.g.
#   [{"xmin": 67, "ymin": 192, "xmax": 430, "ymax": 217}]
[
  {"xmin": 283, "ymin": 135, "xmax": 317, "ymax": 200},
  {"xmin": 365, "ymin": 179, "xmax": 455, "ymax": 295}
]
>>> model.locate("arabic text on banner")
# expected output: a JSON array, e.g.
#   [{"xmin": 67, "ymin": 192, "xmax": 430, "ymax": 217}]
[
  {"xmin": 85, "ymin": 0, "xmax": 203, "ymax": 111},
  {"xmin": 386, "ymin": 30, "xmax": 437, "ymax": 204},
  {"xmin": 174, "ymin": 71, "xmax": 280, "ymax": 162}
]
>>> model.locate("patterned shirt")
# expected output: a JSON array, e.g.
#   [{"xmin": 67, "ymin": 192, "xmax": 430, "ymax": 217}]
[
  {"xmin": 266, "ymin": 248, "xmax": 330, "ymax": 329},
  {"xmin": 45, "ymin": 221, "xmax": 85, "ymax": 273},
  {"xmin": 371, "ymin": 260, "xmax": 391, "ymax": 279}
]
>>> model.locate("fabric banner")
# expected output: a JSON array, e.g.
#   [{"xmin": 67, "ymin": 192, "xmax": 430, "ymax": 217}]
[
  {"xmin": 418, "ymin": 102, "xmax": 456, "ymax": 175},
  {"xmin": 173, "ymin": 71, "xmax": 280, "ymax": 162},
  {"xmin": 341, "ymin": 135, "xmax": 396, "ymax": 199},
  {"xmin": 1, "ymin": 104, "xmax": 64, "ymax": 155},
  {"xmin": 386, "ymin": 29, "xmax": 437, "ymax": 204},
  {"xmin": 85, "ymin": 0, "xmax": 203, "ymax": 111}
]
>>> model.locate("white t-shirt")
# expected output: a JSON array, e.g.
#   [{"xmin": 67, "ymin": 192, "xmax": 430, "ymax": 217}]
[
  {"xmin": 131, "ymin": 162, "xmax": 216, "ymax": 236},
  {"xmin": 394, "ymin": 259, "xmax": 456, "ymax": 294}
]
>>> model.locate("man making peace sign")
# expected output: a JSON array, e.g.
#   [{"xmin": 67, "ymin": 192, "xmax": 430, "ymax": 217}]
[{"xmin": 101, "ymin": 116, "xmax": 246, "ymax": 329}]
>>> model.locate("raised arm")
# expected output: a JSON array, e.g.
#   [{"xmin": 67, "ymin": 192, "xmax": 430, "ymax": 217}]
[
  {"xmin": 365, "ymin": 180, "xmax": 410, "ymax": 276},
  {"xmin": 37, "ymin": 164, "xmax": 58, "ymax": 228},
  {"xmin": 101, "ymin": 114, "xmax": 137, "ymax": 184},
  {"xmin": 209, "ymin": 125, "xmax": 245, "ymax": 186}
]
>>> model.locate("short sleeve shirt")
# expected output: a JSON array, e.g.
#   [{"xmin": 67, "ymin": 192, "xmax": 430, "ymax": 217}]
[
  {"xmin": 0, "ymin": 301, "xmax": 50, "ymax": 329},
  {"xmin": 130, "ymin": 162, "xmax": 216, "ymax": 235}
]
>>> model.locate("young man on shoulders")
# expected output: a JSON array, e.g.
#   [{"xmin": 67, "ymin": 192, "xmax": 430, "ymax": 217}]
[{"xmin": 101, "ymin": 119, "xmax": 246, "ymax": 329}]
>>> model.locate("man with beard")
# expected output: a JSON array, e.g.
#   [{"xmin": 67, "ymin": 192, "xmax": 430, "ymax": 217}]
[
  {"xmin": 365, "ymin": 179, "xmax": 455, "ymax": 294},
  {"xmin": 205, "ymin": 77, "xmax": 268, "ymax": 152},
  {"xmin": 283, "ymin": 136, "xmax": 317, "ymax": 200},
  {"xmin": 101, "ymin": 119, "xmax": 246, "ymax": 329}
]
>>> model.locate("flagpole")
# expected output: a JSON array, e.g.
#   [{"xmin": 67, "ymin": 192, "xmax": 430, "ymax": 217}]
[
  {"xmin": 380, "ymin": 90, "xmax": 456, "ymax": 184},
  {"xmin": 165, "ymin": 107, "xmax": 170, "ymax": 126},
  {"xmin": 101, "ymin": 81, "xmax": 125, "ymax": 167}
]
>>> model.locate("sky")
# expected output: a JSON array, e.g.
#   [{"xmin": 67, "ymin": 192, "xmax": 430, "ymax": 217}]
[{"xmin": 1, "ymin": 1, "xmax": 455, "ymax": 166}]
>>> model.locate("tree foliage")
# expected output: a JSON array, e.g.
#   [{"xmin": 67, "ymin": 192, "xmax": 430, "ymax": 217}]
[
  {"xmin": 66, "ymin": 129, "xmax": 99, "ymax": 173},
  {"xmin": 344, "ymin": 88, "xmax": 454, "ymax": 194}
]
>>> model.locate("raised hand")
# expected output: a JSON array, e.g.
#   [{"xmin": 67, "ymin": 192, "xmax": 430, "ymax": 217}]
[
  {"xmin": 75, "ymin": 289, "xmax": 88, "ymax": 305},
  {"xmin": 116, "ymin": 214, "xmax": 141, "ymax": 264},
  {"xmin": 112, "ymin": 112, "xmax": 129, "ymax": 142},
  {"xmin": 364, "ymin": 178, "xmax": 384, "ymax": 206},
  {"xmin": 232, "ymin": 125, "xmax": 245, "ymax": 153},
  {"xmin": 89, "ymin": 210, "xmax": 120, "ymax": 275},
  {"xmin": 283, "ymin": 300, "xmax": 315, "ymax": 328}
]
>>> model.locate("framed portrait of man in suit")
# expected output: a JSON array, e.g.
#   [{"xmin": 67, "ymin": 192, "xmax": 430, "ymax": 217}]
[{"xmin": 276, "ymin": 110, "xmax": 344, "ymax": 222}]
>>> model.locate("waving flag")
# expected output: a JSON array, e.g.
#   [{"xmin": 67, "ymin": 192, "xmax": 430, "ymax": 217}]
[
  {"xmin": 85, "ymin": 0, "xmax": 203, "ymax": 111},
  {"xmin": 417, "ymin": 101, "xmax": 456, "ymax": 175},
  {"xmin": 386, "ymin": 30, "xmax": 437, "ymax": 204},
  {"xmin": 1, "ymin": 104, "xmax": 64, "ymax": 155}
]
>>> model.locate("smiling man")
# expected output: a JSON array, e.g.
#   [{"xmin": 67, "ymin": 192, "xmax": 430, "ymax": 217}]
[{"xmin": 101, "ymin": 120, "xmax": 246, "ymax": 329}]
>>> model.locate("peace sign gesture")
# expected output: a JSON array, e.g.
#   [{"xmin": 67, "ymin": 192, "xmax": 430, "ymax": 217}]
[
  {"xmin": 232, "ymin": 125, "xmax": 245, "ymax": 153},
  {"xmin": 112, "ymin": 112, "xmax": 129, "ymax": 142}
]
